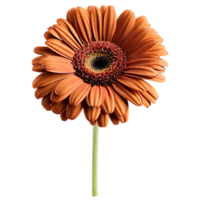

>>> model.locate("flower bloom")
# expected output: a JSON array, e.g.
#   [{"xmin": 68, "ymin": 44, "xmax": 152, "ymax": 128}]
[{"xmin": 32, "ymin": 5, "xmax": 168, "ymax": 127}]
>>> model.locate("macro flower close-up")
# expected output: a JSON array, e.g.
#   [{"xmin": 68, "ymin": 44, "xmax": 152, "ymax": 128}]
[{"xmin": 32, "ymin": 5, "xmax": 168, "ymax": 128}]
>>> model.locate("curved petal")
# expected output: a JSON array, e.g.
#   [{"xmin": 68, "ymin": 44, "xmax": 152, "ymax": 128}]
[
  {"xmin": 90, "ymin": 120, "xmax": 96, "ymax": 125},
  {"xmin": 127, "ymin": 39, "xmax": 157, "ymax": 59},
  {"xmin": 120, "ymin": 28, "xmax": 148, "ymax": 52},
  {"xmin": 91, "ymin": 7, "xmax": 103, "ymax": 41},
  {"xmin": 46, "ymin": 38, "xmax": 75, "ymax": 60},
  {"xmin": 66, "ymin": 102, "xmax": 83, "ymax": 120},
  {"xmin": 117, "ymin": 108, "xmax": 129, "ymax": 123},
  {"xmin": 141, "ymin": 94, "xmax": 151, "ymax": 108},
  {"xmin": 38, "ymin": 56, "xmax": 75, "ymax": 73},
  {"xmin": 32, "ymin": 72, "xmax": 73, "ymax": 88},
  {"xmin": 66, "ymin": 8, "xmax": 75, "ymax": 25},
  {"xmin": 69, "ymin": 82, "xmax": 91, "ymax": 106},
  {"xmin": 117, "ymin": 76, "xmax": 147, "ymax": 92},
  {"xmin": 60, "ymin": 111, "xmax": 68, "ymax": 121},
  {"xmin": 54, "ymin": 75, "xmax": 83, "ymax": 96},
  {"xmin": 101, "ymin": 86, "xmax": 115, "ymax": 113},
  {"xmin": 52, "ymin": 98, "xmax": 69, "ymax": 114},
  {"xmin": 86, "ymin": 85, "xmax": 106, "ymax": 107},
  {"xmin": 84, "ymin": 106, "xmax": 101, "ymax": 121},
  {"xmin": 103, "ymin": 6, "xmax": 117, "ymax": 41},
  {"xmin": 97, "ymin": 112, "xmax": 109, "ymax": 127},
  {"xmin": 127, "ymin": 54, "xmax": 159, "ymax": 65},
  {"xmin": 34, "ymin": 46, "xmax": 59, "ymax": 57},
  {"xmin": 109, "ymin": 113, "xmax": 120, "ymax": 125},
  {"xmin": 108, "ymin": 86, "xmax": 128, "ymax": 116},
  {"xmin": 35, "ymin": 81, "xmax": 59, "ymax": 99},
  {"xmin": 124, "ymin": 66, "xmax": 158, "ymax": 78},
  {"xmin": 53, "ymin": 25, "xmax": 82, "ymax": 50},
  {"xmin": 112, "ymin": 10, "xmax": 135, "ymax": 45},
  {"xmin": 48, "ymin": 26, "xmax": 62, "ymax": 40},
  {"xmin": 44, "ymin": 31, "xmax": 53, "ymax": 40},
  {"xmin": 32, "ymin": 65, "xmax": 45, "ymax": 72},
  {"xmin": 42, "ymin": 94, "xmax": 53, "ymax": 109},
  {"xmin": 73, "ymin": 7, "xmax": 92, "ymax": 43},
  {"xmin": 113, "ymin": 82, "xmax": 143, "ymax": 106},
  {"xmin": 132, "ymin": 16, "xmax": 151, "ymax": 32}
]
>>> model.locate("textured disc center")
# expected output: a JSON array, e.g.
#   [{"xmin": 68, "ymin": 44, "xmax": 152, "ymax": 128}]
[{"xmin": 72, "ymin": 41, "xmax": 127, "ymax": 86}]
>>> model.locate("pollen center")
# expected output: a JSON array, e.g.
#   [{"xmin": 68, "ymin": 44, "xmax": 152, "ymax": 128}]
[{"xmin": 72, "ymin": 41, "xmax": 127, "ymax": 86}]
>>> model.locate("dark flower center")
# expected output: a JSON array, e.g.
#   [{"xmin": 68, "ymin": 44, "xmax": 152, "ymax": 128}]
[{"xmin": 72, "ymin": 41, "xmax": 127, "ymax": 86}]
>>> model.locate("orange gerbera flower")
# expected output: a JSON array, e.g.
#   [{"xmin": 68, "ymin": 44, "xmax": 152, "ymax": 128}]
[{"xmin": 32, "ymin": 5, "xmax": 168, "ymax": 127}]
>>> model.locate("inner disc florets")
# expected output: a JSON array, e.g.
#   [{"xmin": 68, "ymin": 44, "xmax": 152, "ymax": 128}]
[{"xmin": 72, "ymin": 41, "xmax": 127, "ymax": 86}]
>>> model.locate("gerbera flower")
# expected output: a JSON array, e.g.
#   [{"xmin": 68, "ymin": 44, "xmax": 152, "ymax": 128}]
[{"xmin": 32, "ymin": 5, "xmax": 168, "ymax": 128}]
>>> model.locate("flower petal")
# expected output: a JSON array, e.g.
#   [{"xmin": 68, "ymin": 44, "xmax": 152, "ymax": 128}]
[
  {"xmin": 32, "ymin": 65, "xmax": 45, "ymax": 72},
  {"xmin": 101, "ymin": 86, "xmax": 115, "ymax": 113},
  {"xmin": 42, "ymin": 94, "xmax": 53, "ymax": 109},
  {"xmin": 73, "ymin": 7, "xmax": 92, "ymax": 43},
  {"xmin": 32, "ymin": 72, "xmax": 73, "ymax": 88},
  {"xmin": 90, "ymin": 121, "xmax": 96, "ymax": 125},
  {"xmin": 117, "ymin": 108, "xmax": 129, "ymax": 123},
  {"xmin": 141, "ymin": 94, "xmax": 151, "ymax": 108},
  {"xmin": 39, "ymin": 56, "xmax": 75, "ymax": 73},
  {"xmin": 127, "ymin": 54, "xmax": 159, "ymax": 65},
  {"xmin": 127, "ymin": 39, "xmax": 157, "ymax": 59},
  {"xmin": 113, "ymin": 82, "xmax": 143, "ymax": 106},
  {"xmin": 91, "ymin": 7, "xmax": 103, "ymax": 41},
  {"xmin": 52, "ymin": 99, "xmax": 69, "ymax": 114},
  {"xmin": 60, "ymin": 111, "xmax": 68, "ymax": 121},
  {"xmin": 53, "ymin": 24, "xmax": 82, "ymax": 50},
  {"xmin": 66, "ymin": 8, "xmax": 75, "ymax": 25},
  {"xmin": 54, "ymin": 75, "xmax": 83, "ymax": 96},
  {"xmin": 132, "ymin": 16, "xmax": 150, "ymax": 32},
  {"xmin": 109, "ymin": 113, "xmax": 120, "ymax": 125},
  {"xmin": 124, "ymin": 66, "xmax": 158, "ymax": 78},
  {"xmin": 69, "ymin": 82, "xmax": 91, "ymax": 106},
  {"xmin": 117, "ymin": 76, "xmax": 147, "ymax": 92},
  {"xmin": 44, "ymin": 31, "xmax": 53, "ymax": 40},
  {"xmin": 35, "ymin": 81, "xmax": 59, "ymax": 99},
  {"xmin": 97, "ymin": 112, "xmax": 109, "ymax": 127},
  {"xmin": 112, "ymin": 10, "xmax": 135, "ymax": 45},
  {"xmin": 84, "ymin": 105, "xmax": 101, "ymax": 121},
  {"xmin": 46, "ymin": 38, "xmax": 75, "ymax": 60},
  {"xmin": 120, "ymin": 28, "xmax": 148, "ymax": 52},
  {"xmin": 48, "ymin": 26, "xmax": 62, "ymax": 40},
  {"xmin": 66, "ymin": 101, "xmax": 83, "ymax": 120},
  {"xmin": 86, "ymin": 85, "xmax": 106, "ymax": 107},
  {"xmin": 34, "ymin": 46, "xmax": 59, "ymax": 57},
  {"xmin": 108, "ymin": 86, "xmax": 128, "ymax": 116},
  {"xmin": 103, "ymin": 6, "xmax": 117, "ymax": 41}
]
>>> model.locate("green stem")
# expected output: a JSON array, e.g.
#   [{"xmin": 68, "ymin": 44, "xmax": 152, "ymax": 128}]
[{"xmin": 92, "ymin": 123, "xmax": 99, "ymax": 197}]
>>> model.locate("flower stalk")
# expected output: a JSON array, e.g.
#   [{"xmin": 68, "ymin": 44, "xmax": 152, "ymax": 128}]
[{"xmin": 92, "ymin": 123, "xmax": 99, "ymax": 196}]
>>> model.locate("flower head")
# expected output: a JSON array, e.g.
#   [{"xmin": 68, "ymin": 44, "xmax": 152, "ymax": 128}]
[{"xmin": 32, "ymin": 6, "xmax": 168, "ymax": 127}]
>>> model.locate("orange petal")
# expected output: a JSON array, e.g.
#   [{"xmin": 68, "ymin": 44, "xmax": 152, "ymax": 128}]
[
  {"xmin": 32, "ymin": 65, "xmax": 45, "ymax": 72},
  {"xmin": 66, "ymin": 101, "xmax": 83, "ymax": 120},
  {"xmin": 46, "ymin": 38, "xmax": 75, "ymax": 60},
  {"xmin": 103, "ymin": 6, "xmax": 117, "ymax": 41},
  {"xmin": 132, "ymin": 16, "xmax": 150, "ymax": 31},
  {"xmin": 39, "ymin": 56, "xmax": 75, "ymax": 73},
  {"xmin": 109, "ymin": 113, "xmax": 120, "ymax": 125},
  {"xmin": 69, "ymin": 82, "xmax": 91, "ymax": 106},
  {"xmin": 127, "ymin": 39, "xmax": 157, "ymax": 59},
  {"xmin": 66, "ymin": 8, "xmax": 75, "ymax": 25},
  {"xmin": 48, "ymin": 26, "xmax": 62, "ymax": 40},
  {"xmin": 53, "ymin": 24, "xmax": 82, "ymax": 50},
  {"xmin": 52, "ymin": 99, "xmax": 69, "ymax": 114},
  {"xmin": 86, "ymin": 85, "xmax": 106, "ymax": 107},
  {"xmin": 84, "ymin": 105, "xmax": 101, "ymax": 121},
  {"xmin": 124, "ymin": 66, "xmax": 158, "ymax": 78},
  {"xmin": 54, "ymin": 76, "xmax": 83, "ymax": 96},
  {"xmin": 60, "ymin": 111, "xmax": 68, "ymax": 121},
  {"xmin": 91, "ymin": 7, "xmax": 103, "ymax": 41},
  {"xmin": 34, "ymin": 46, "xmax": 59, "ymax": 57},
  {"xmin": 32, "ymin": 56, "xmax": 45, "ymax": 65},
  {"xmin": 148, "ymin": 65, "xmax": 165, "ymax": 73},
  {"xmin": 97, "ymin": 112, "xmax": 109, "ymax": 127},
  {"xmin": 158, "ymin": 58, "xmax": 168, "ymax": 67},
  {"xmin": 35, "ymin": 81, "xmax": 59, "ymax": 99},
  {"xmin": 90, "ymin": 121, "xmax": 96, "ymax": 125},
  {"xmin": 120, "ymin": 28, "xmax": 148, "ymax": 52},
  {"xmin": 113, "ymin": 82, "xmax": 143, "ymax": 106},
  {"xmin": 44, "ymin": 31, "xmax": 53, "ymax": 40},
  {"xmin": 127, "ymin": 54, "xmax": 159, "ymax": 65},
  {"xmin": 42, "ymin": 94, "xmax": 53, "ymax": 109},
  {"xmin": 112, "ymin": 10, "xmax": 135, "ymax": 45},
  {"xmin": 101, "ymin": 86, "xmax": 115, "ymax": 113},
  {"xmin": 141, "ymin": 94, "xmax": 151, "ymax": 108},
  {"xmin": 108, "ymin": 86, "xmax": 128, "ymax": 116},
  {"xmin": 117, "ymin": 108, "xmax": 129, "ymax": 123},
  {"xmin": 117, "ymin": 76, "xmax": 147, "ymax": 92},
  {"xmin": 32, "ymin": 72, "xmax": 73, "ymax": 88},
  {"xmin": 73, "ymin": 7, "xmax": 91, "ymax": 43}
]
